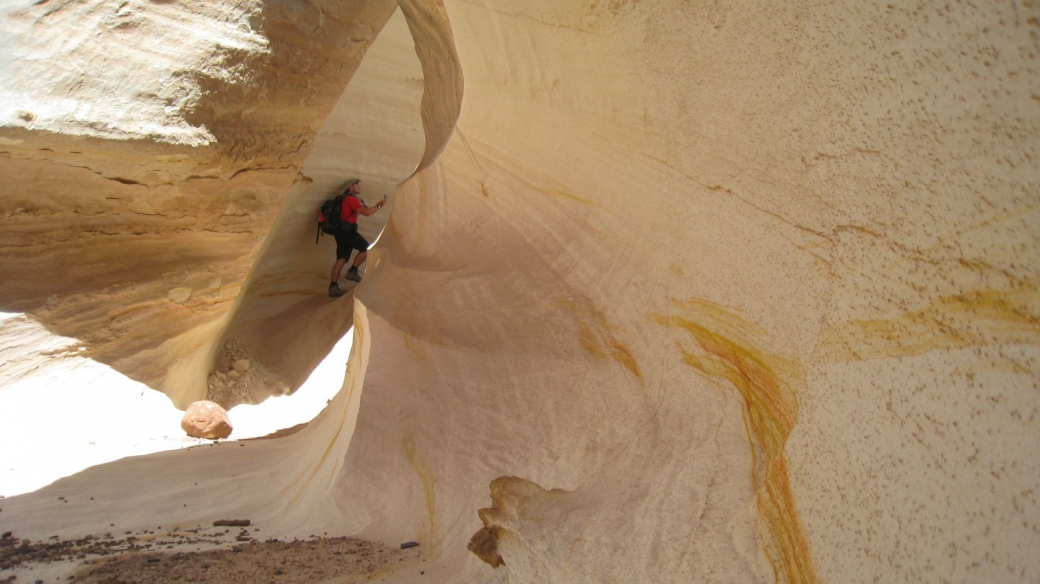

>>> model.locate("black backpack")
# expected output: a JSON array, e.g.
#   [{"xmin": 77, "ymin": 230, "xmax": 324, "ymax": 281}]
[{"xmin": 316, "ymin": 194, "xmax": 359, "ymax": 243}]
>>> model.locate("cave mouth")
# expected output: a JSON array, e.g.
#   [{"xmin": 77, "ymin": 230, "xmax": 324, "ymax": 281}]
[{"xmin": 0, "ymin": 311, "xmax": 351, "ymax": 498}]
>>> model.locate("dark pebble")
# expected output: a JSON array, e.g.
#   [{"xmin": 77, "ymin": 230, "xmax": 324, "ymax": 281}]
[{"xmin": 213, "ymin": 520, "xmax": 250, "ymax": 527}]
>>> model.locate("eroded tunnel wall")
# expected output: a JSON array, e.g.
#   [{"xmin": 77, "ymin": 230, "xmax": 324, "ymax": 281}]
[
  {"xmin": 340, "ymin": 1, "xmax": 1040, "ymax": 582},
  {"xmin": 0, "ymin": 0, "xmax": 401, "ymax": 406},
  {"xmin": 0, "ymin": 1, "xmax": 1037, "ymax": 584}
]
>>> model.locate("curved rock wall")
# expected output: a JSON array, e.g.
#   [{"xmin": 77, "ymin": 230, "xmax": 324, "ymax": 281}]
[
  {"xmin": 0, "ymin": 0, "xmax": 400, "ymax": 405},
  {"xmin": 345, "ymin": 0, "xmax": 1040, "ymax": 582},
  {"xmin": 1, "ymin": 1, "xmax": 1038, "ymax": 584},
  {"xmin": 215, "ymin": 9, "xmax": 427, "ymax": 399}
]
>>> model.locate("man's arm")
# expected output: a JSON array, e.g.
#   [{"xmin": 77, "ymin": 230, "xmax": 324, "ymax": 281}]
[{"xmin": 357, "ymin": 198, "xmax": 386, "ymax": 217}]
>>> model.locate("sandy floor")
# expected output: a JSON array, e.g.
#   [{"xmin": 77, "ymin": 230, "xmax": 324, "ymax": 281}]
[
  {"xmin": 0, "ymin": 313, "xmax": 426, "ymax": 584},
  {"xmin": 2, "ymin": 525, "xmax": 424, "ymax": 584}
]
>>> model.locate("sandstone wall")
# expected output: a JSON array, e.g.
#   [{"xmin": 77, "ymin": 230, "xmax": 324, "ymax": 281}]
[
  {"xmin": 0, "ymin": 0, "xmax": 400, "ymax": 405},
  {"xmin": 213, "ymin": 9, "xmax": 427, "ymax": 401},
  {"xmin": 343, "ymin": 1, "xmax": 1040, "ymax": 582},
  {"xmin": 1, "ymin": 1, "xmax": 1038, "ymax": 584}
]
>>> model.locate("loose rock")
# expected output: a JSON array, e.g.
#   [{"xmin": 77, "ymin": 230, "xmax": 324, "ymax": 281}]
[
  {"xmin": 213, "ymin": 520, "xmax": 250, "ymax": 527},
  {"xmin": 180, "ymin": 401, "xmax": 233, "ymax": 440}
]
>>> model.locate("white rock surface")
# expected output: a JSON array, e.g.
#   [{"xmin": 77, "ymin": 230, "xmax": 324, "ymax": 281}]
[{"xmin": 1, "ymin": 1, "xmax": 1038, "ymax": 584}]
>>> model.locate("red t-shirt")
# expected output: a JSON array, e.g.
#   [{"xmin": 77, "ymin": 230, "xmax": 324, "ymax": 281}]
[{"xmin": 340, "ymin": 195, "xmax": 362, "ymax": 224}]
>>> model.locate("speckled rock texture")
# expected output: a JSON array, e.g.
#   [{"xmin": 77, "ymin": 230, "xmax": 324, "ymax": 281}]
[{"xmin": 1, "ymin": 1, "xmax": 1038, "ymax": 584}]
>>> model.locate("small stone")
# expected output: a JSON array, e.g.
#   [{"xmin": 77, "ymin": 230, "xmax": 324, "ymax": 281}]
[
  {"xmin": 213, "ymin": 520, "xmax": 250, "ymax": 527},
  {"xmin": 232, "ymin": 359, "xmax": 250, "ymax": 373},
  {"xmin": 226, "ymin": 370, "xmax": 241, "ymax": 381},
  {"xmin": 180, "ymin": 401, "xmax": 233, "ymax": 440}
]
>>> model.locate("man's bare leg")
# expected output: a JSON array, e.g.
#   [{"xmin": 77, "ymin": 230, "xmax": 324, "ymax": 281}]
[
  {"xmin": 328, "ymin": 256, "xmax": 351, "ymax": 297},
  {"xmin": 346, "ymin": 251, "xmax": 367, "ymax": 282},
  {"xmin": 330, "ymin": 257, "xmax": 348, "ymax": 282}
]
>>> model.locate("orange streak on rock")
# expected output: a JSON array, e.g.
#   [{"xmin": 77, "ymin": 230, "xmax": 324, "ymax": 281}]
[
  {"xmin": 817, "ymin": 284, "xmax": 1040, "ymax": 363},
  {"xmin": 655, "ymin": 299, "xmax": 818, "ymax": 584}
]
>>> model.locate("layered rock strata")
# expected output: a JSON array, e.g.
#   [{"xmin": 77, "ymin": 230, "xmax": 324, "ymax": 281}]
[
  {"xmin": 0, "ymin": 0, "xmax": 402, "ymax": 405},
  {"xmin": 1, "ymin": 1, "xmax": 1039, "ymax": 584}
]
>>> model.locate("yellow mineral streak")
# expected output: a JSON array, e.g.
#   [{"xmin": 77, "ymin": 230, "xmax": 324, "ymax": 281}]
[
  {"xmin": 818, "ymin": 284, "xmax": 1040, "ymax": 363},
  {"xmin": 567, "ymin": 297, "xmax": 643, "ymax": 381},
  {"xmin": 654, "ymin": 299, "xmax": 818, "ymax": 584},
  {"xmin": 403, "ymin": 431, "xmax": 438, "ymax": 551}
]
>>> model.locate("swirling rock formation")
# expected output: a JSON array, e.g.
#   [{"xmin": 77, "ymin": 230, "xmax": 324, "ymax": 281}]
[{"xmin": 1, "ymin": 1, "xmax": 1038, "ymax": 583}]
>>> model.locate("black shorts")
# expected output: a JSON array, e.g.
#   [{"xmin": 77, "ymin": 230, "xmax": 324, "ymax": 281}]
[{"xmin": 334, "ymin": 226, "xmax": 370, "ymax": 260}]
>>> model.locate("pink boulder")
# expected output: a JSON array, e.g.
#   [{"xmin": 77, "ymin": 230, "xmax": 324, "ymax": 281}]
[{"xmin": 181, "ymin": 400, "xmax": 233, "ymax": 440}]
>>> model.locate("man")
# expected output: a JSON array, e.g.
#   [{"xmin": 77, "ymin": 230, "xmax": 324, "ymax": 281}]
[{"xmin": 329, "ymin": 179, "xmax": 386, "ymax": 297}]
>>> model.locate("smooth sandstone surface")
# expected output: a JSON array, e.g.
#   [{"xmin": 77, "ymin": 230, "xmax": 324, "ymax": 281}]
[{"xmin": 1, "ymin": 1, "xmax": 1038, "ymax": 584}]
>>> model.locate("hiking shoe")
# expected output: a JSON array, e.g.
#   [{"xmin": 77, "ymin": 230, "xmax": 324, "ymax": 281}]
[
  {"xmin": 345, "ymin": 270, "xmax": 362, "ymax": 283},
  {"xmin": 328, "ymin": 283, "xmax": 346, "ymax": 297}
]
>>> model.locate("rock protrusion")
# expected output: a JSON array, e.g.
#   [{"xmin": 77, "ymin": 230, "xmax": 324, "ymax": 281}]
[
  {"xmin": 180, "ymin": 401, "xmax": 233, "ymax": 440},
  {"xmin": 467, "ymin": 527, "xmax": 504, "ymax": 568}
]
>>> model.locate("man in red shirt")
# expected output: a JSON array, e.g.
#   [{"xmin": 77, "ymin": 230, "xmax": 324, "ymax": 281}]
[{"xmin": 329, "ymin": 178, "xmax": 386, "ymax": 297}]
